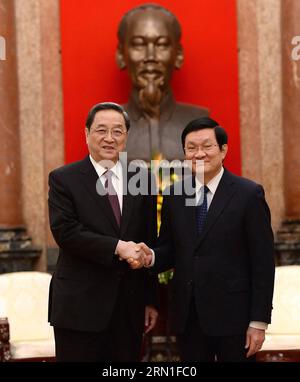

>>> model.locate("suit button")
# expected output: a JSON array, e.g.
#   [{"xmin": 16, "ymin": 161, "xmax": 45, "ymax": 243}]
[{"xmin": 187, "ymin": 280, "xmax": 193, "ymax": 286}]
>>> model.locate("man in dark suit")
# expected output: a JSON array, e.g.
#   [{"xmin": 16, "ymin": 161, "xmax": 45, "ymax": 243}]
[
  {"xmin": 48, "ymin": 102, "xmax": 158, "ymax": 362},
  {"xmin": 140, "ymin": 117, "xmax": 275, "ymax": 361}
]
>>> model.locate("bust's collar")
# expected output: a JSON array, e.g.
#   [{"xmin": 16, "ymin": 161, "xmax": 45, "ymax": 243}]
[{"xmin": 126, "ymin": 88, "xmax": 175, "ymax": 122}]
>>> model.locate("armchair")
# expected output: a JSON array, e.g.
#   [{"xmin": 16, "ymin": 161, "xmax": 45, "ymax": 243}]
[
  {"xmin": 0, "ymin": 271, "xmax": 55, "ymax": 361},
  {"xmin": 257, "ymin": 265, "xmax": 300, "ymax": 362}
]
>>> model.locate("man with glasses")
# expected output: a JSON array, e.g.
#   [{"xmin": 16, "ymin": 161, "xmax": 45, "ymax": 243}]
[
  {"xmin": 139, "ymin": 117, "xmax": 275, "ymax": 361},
  {"xmin": 48, "ymin": 102, "xmax": 158, "ymax": 361}
]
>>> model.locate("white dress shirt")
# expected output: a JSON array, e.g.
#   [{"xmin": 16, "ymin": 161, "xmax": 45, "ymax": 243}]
[
  {"xmin": 89, "ymin": 155, "xmax": 123, "ymax": 211},
  {"xmin": 195, "ymin": 167, "xmax": 224, "ymax": 208}
]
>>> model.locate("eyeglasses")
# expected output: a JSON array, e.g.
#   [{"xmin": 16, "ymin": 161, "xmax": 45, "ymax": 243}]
[
  {"xmin": 91, "ymin": 127, "xmax": 127, "ymax": 139},
  {"xmin": 184, "ymin": 143, "xmax": 218, "ymax": 155}
]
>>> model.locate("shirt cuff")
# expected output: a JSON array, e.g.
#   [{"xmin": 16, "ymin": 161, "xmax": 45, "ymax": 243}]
[
  {"xmin": 144, "ymin": 249, "xmax": 155, "ymax": 268},
  {"xmin": 249, "ymin": 321, "xmax": 268, "ymax": 330}
]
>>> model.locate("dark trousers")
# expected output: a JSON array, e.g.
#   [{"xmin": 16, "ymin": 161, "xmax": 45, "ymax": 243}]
[
  {"xmin": 177, "ymin": 299, "xmax": 256, "ymax": 362},
  {"xmin": 54, "ymin": 282, "xmax": 143, "ymax": 362}
]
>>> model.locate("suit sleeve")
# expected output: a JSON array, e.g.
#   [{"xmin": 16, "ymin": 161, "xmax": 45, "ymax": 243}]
[
  {"xmin": 245, "ymin": 185, "xmax": 275, "ymax": 323},
  {"xmin": 48, "ymin": 170, "xmax": 118, "ymax": 267}
]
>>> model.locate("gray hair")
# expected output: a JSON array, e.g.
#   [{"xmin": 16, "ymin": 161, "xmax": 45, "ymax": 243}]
[{"xmin": 85, "ymin": 102, "xmax": 130, "ymax": 131}]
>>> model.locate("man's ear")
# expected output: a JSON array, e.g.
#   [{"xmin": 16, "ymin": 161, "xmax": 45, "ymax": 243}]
[
  {"xmin": 174, "ymin": 44, "xmax": 184, "ymax": 69},
  {"xmin": 221, "ymin": 144, "xmax": 228, "ymax": 160},
  {"xmin": 116, "ymin": 45, "xmax": 126, "ymax": 70},
  {"xmin": 85, "ymin": 127, "xmax": 89, "ymax": 143}
]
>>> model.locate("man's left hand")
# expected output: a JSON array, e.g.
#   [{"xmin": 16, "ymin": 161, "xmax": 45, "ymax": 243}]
[
  {"xmin": 144, "ymin": 305, "xmax": 158, "ymax": 333},
  {"xmin": 245, "ymin": 326, "xmax": 265, "ymax": 357}
]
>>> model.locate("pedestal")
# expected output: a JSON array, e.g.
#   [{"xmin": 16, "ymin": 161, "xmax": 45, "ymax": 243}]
[
  {"xmin": 0, "ymin": 227, "xmax": 41, "ymax": 273},
  {"xmin": 143, "ymin": 283, "xmax": 180, "ymax": 362},
  {"xmin": 275, "ymin": 219, "xmax": 300, "ymax": 265}
]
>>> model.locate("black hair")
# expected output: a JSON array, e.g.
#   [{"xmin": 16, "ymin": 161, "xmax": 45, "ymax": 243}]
[
  {"xmin": 181, "ymin": 117, "xmax": 228, "ymax": 151},
  {"xmin": 85, "ymin": 102, "xmax": 130, "ymax": 131}
]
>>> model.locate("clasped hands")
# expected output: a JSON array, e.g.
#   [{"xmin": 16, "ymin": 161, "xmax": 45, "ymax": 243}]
[{"xmin": 116, "ymin": 241, "xmax": 152, "ymax": 269}]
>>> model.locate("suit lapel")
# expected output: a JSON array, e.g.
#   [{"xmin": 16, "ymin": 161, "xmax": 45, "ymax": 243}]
[
  {"xmin": 183, "ymin": 194, "xmax": 198, "ymax": 243},
  {"xmin": 79, "ymin": 156, "xmax": 120, "ymax": 234},
  {"xmin": 120, "ymin": 167, "xmax": 134, "ymax": 237},
  {"xmin": 195, "ymin": 170, "xmax": 236, "ymax": 249}
]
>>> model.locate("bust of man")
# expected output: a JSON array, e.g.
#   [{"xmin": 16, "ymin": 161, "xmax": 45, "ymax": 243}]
[{"xmin": 116, "ymin": 3, "xmax": 208, "ymax": 162}]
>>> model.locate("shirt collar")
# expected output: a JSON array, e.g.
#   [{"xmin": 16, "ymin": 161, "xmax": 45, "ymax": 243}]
[
  {"xmin": 195, "ymin": 167, "xmax": 224, "ymax": 195},
  {"xmin": 89, "ymin": 155, "xmax": 122, "ymax": 180}
]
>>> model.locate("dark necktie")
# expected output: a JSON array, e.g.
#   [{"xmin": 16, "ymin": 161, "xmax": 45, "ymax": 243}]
[
  {"xmin": 196, "ymin": 185, "xmax": 209, "ymax": 234},
  {"xmin": 104, "ymin": 170, "xmax": 121, "ymax": 227}
]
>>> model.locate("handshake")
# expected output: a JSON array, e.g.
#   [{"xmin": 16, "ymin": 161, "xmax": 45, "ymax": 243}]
[{"xmin": 116, "ymin": 240, "xmax": 153, "ymax": 269}]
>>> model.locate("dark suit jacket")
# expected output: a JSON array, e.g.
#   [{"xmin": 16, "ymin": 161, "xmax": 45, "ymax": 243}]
[
  {"xmin": 123, "ymin": 90, "xmax": 208, "ymax": 161},
  {"xmin": 154, "ymin": 169, "xmax": 275, "ymax": 336},
  {"xmin": 48, "ymin": 156, "xmax": 157, "ymax": 334}
]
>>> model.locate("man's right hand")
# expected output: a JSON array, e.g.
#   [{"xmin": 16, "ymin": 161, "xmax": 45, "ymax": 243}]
[
  {"xmin": 116, "ymin": 241, "xmax": 153, "ymax": 269},
  {"xmin": 116, "ymin": 240, "xmax": 143, "ymax": 262}
]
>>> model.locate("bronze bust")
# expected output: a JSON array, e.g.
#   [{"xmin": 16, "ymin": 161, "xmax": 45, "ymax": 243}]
[{"xmin": 116, "ymin": 3, "xmax": 208, "ymax": 161}]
